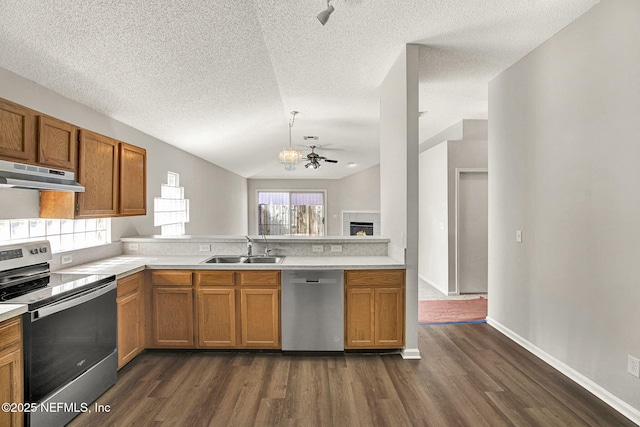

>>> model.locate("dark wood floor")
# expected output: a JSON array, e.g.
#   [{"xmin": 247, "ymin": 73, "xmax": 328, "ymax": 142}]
[{"xmin": 69, "ymin": 324, "xmax": 634, "ymax": 426}]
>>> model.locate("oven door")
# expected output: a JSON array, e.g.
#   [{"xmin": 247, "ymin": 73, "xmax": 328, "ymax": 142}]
[{"xmin": 23, "ymin": 280, "xmax": 117, "ymax": 403}]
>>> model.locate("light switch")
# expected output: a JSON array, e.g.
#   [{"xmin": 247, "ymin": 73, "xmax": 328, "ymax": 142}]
[{"xmin": 516, "ymin": 230, "xmax": 522, "ymax": 243}]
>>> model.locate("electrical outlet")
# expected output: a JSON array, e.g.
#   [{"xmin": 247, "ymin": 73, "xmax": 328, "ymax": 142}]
[
  {"xmin": 61, "ymin": 255, "xmax": 73, "ymax": 264},
  {"xmin": 312, "ymin": 245, "xmax": 324, "ymax": 253},
  {"xmin": 628, "ymin": 355, "xmax": 640, "ymax": 378},
  {"xmin": 128, "ymin": 243, "xmax": 139, "ymax": 251},
  {"xmin": 516, "ymin": 230, "xmax": 522, "ymax": 242},
  {"xmin": 331, "ymin": 245, "xmax": 342, "ymax": 253},
  {"xmin": 199, "ymin": 244, "xmax": 211, "ymax": 252}
]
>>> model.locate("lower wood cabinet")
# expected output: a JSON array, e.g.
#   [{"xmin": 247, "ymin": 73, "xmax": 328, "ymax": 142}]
[
  {"xmin": 240, "ymin": 287, "xmax": 279, "ymax": 348},
  {"xmin": 345, "ymin": 269, "xmax": 405, "ymax": 349},
  {"xmin": 0, "ymin": 316, "xmax": 23, "ymax": 427},
  {"xmin": 150, "ymin": 270, "xmax": 194, "ymax": 348},
  {"xmin": 150, "ymin": 270, "xmax": 281, "ymax": 350},
  {"xmin": 194, "ymin": 270, "xmax": 280, "ymax": 349},
  {"xmin": 117, "ymin": 272, "xmax": 145, "ymax": 369}
]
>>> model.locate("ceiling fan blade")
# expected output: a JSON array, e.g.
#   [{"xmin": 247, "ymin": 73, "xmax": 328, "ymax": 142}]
[{"xmin": 323, "ymin": 159, "xmax": 338, "ymax": 163}]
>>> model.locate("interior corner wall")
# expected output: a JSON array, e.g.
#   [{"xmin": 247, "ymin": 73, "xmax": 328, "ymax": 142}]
[
  {"xmin": 488, "ymin": 0, "xmax": 640, "ymax": 415},
  {"xmin": 0, "ymin": 66, "xmax": 248, "ymax": 239},
  {"xmin": 380, "ymin": 44, "xmax": 419, "ymax": 353},
  {"xmin": 418, "ymin": 142, "xmax": 448, "ymax": 294}
]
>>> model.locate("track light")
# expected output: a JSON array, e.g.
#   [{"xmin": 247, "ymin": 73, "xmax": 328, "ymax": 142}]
[{"xmin": 317, "ymin": 1, "xmax": 335, "ymax": 26}]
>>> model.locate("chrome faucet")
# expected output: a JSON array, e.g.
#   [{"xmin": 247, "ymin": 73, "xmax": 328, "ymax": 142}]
[
  {"xmin": 245, "ymin": 236, "xmax": 252, "ymax": 256},
  {"xmin": 262, "ymin": 234, "xmax": 271, "ymax": 257}
]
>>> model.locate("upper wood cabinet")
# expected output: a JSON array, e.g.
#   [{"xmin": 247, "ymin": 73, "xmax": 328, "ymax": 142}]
[
  {"xmin": 0, "ymin": 98, "xmax": 77, "ymax": 172},
  {"xmin": 76, "ymin": 129, "xmax": 119, "ymax": 218},
  {"xmin": 37, "ymin": 115, "xmax": 77, "ymax": 171},
  {"xmin": 119, "ymin": 143, "xmax": 146, "ymax": 216},
  {"xmin": 40, "ymin": 129, "xmax": 147, "ymax": 219},
  {"xmin": 0, "ymin": 98, "xmax": 36, "ymax": 163},
  {"xmin": 0, "ymin": 97, "xmax": 147, "ymax": 219}
]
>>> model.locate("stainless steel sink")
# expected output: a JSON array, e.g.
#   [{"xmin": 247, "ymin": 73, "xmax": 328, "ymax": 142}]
[
  {"xmin": 203, "ymin": 256, "xmax": 247, "ymax": 263},
  {"xmin": 202, "ymin": 255, "xmax": 285, "ymax": 264},
  {"xmin": 243, "ymin": 256, "xmax": 285, "ymax": 264}
]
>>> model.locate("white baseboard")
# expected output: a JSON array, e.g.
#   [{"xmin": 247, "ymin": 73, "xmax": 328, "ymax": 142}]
[
  {"xmin": 401, "ymin": 348, "xmax": 421, "ymax": 360},
  {"xmin": 486, "ymin": 317, "xmax": 640, "ymax": 425}
]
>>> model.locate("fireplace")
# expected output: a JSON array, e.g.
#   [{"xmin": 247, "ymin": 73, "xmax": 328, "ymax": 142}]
[{"xmin": 350, "ymin": 221, "xmax": 374, "ymax": 236}]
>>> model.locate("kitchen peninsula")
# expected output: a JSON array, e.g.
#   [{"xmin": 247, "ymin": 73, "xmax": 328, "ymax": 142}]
[{"xmin": 55, "ymin": 235, "xmax": 407, "ymax": 372}]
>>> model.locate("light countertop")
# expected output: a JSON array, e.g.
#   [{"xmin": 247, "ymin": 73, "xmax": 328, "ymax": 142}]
[
  {"xmin": 57, "ymin": 255, "xmax": 405, "ymax": 279},
  {"xmin": 120, "ymin": 235, "xmax": 391, "ymax": 244},
  {"xmin": 0, "ymin": 304, "xmax": 27, "ymax": 323}
]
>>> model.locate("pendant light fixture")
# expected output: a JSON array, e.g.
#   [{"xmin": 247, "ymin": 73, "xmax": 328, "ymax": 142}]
[
  {"xmin": 279, "ymin": 111, "xmax": 303, "ymax": 171},
  {"xmin": 317, "ymin": 0, "xmax": 335, "ymax": 26}
]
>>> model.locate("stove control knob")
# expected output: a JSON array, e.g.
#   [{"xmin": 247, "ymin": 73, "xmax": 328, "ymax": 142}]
[
  {"xmin": 39, "ymin": 247, "xmax": 48, "ymax": 253},
  {"xmin": 30, "ymin": 248, "xmax": 39, "ymax": 255}
]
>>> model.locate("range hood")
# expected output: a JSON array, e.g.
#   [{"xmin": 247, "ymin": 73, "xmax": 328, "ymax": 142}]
[{"xmin": 0, "ymin": 160, "xmax": 85, "ymax": 192}]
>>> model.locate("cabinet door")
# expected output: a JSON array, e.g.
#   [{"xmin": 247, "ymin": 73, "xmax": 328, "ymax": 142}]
[
  {"xmin": 345, "ymin": 287, "xmax": 375, "ymax": 348},
  {"xmin": 37, "ymin": 115, "xmax": 77, "ymax": 171},
  {"xmin": 0, "ymin": 98, "xmax": 35, "ymax": 163},
  {"xmin": 0, "ymin": 317, "xmax": 22, "ymax": 427},
  {"xmin": 152, "ymin": 287, "xmax": 194, "ymax": 347},
  {"xmin": 119, "ymin": 143, "xmax": 146, "ymax": 216},
  {"xmin": 117, "ymin": 291, "xmax": 143, "ymax": 368},
  {"xmin": 197, "ymin": 289, "xmax": 236, "ymax": 347},
  {"xmin": 0, "ymin": 349, "xmax": 23, "ymax": 427},
  {"xmin": 77, "ymin": 129, "xmax": 119, "ymax": 218},
  {"xmin": 240, "ymin": 288, "xmax": 279, "ymax": 348},
  {"xmin": 374, "ymin": 287, "xmax": 404, "ymax": 347}
]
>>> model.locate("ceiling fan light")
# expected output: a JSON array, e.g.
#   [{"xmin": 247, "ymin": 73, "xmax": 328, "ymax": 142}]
[{"xmin": 317, "ymin": 5, "xmax": 334, "ymax": 25}]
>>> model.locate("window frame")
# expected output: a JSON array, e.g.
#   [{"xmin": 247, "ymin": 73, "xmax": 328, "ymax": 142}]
[{"xmin": 255, "ymin": 189, "xmax": 327, "ymax": 236}]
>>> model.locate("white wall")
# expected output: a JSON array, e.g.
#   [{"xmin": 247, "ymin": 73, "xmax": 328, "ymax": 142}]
[
  {"xmin": 489, "ymin": 0, "xmax": 640, "ymax": 418},
  {"xmin": 247, "ymin": 164, "xmax": 380, "ymax": 236},
  {"xmin": 338, "ymin": 164, "xmax": 380, "ymax": 213},
  {"xmin": 380, "ymin": 44, "xmax": 420, "ymax": 357},
  {"xmin": 418, "ymin": 142, "xmax": 448, "ymax": 294},
  {"xmin": 0, "ymin": 67, "xmax": 248, "ymax": 238}
]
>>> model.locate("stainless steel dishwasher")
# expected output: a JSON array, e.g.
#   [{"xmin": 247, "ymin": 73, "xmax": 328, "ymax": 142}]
[{"xmin": 281, "ymin": 270, "xmax": 344, "ymax": 351}]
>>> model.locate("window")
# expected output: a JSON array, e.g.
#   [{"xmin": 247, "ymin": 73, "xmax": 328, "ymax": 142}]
[
  {"xmin": 154, "ymin": 171, "xmax": 189, "ymax": 236},
  {"xmin": 0, "ymin": 218, "xmax": 111, "ymax": 253},
  {"xmin": 258, "ymin": 191, "xmax": 325, "ymax": 236}
]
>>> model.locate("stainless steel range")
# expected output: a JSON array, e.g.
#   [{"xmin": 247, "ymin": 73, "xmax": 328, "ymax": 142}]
[{"xmin": 0, "ymin": 240, "xmax": 117, "ymax": 427}]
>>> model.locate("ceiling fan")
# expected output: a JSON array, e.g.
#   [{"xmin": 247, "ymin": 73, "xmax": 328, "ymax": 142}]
[{"xmin": 304, "ymin": 145, "xmax": 338, "ymax": 169}]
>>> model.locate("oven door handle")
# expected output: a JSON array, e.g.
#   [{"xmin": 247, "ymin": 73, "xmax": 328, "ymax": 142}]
[{"xmin": 33, "ymin": 280, "xmax": 117, "ymax": 320}]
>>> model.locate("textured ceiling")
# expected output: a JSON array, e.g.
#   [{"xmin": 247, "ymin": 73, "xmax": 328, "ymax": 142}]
[{"xmin": 0, "ymin": 0, "xmax": 599, "ymax": 179}]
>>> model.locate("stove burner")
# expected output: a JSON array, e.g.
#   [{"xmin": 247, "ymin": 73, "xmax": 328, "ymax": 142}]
[{"xmin": 0, "ymin": 277, "xmax": 50, "ymax": 301}]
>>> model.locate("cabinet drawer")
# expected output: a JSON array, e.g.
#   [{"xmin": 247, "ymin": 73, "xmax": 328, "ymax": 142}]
[
  {"xmin": 117, "ymin": 272, "xmax": 142, "ymax": 298},
  {"xmin": 0, "ymin": 317, "xmax": 21, "ymax": 350},
  {"xmin": 345, "ymin": 269, "xmax": 405, "ymax": 286},
  {"xmin": 195, "ymin": 271, "xmax": 235, "ymax": 286},
  {"xmin": 237, "ymin": 271, "xmax": 280, "ymax": 287},
  {"xmin": 151, "ymin": 270, "xmax": 192, "ymax": 286}
]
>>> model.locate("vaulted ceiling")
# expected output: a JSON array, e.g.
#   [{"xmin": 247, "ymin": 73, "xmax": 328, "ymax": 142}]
[{"xmin": 0, "ymin": 0, "xmax": 599, "ymax": 179}]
